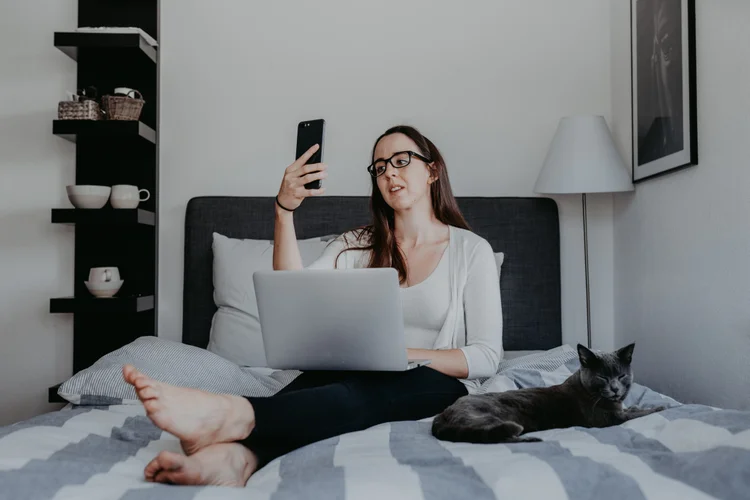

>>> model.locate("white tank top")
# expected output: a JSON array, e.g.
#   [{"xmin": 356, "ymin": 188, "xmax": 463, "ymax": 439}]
[{"xmin": 400, "ymin": 248, "xmax": 451, "ymax": 349}]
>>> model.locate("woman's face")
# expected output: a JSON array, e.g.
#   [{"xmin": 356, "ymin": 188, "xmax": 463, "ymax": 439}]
[{"xmin": 373, "ymin": 133, "xmax": 434, "ymax": 212}]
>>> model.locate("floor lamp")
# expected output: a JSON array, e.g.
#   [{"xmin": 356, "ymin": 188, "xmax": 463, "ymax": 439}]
[{"xmin": 533, "ymin": 115, "xmax": 633, "ymax": 348}]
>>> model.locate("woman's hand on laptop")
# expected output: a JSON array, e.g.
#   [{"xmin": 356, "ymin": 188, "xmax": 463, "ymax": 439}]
[
  {"xmin": 407, "ymin": 348, "xmax": 469, "ymax": 379},
  {"xmin": 276, "ymin": 144, "xmax": 327, "ymax": 212}
]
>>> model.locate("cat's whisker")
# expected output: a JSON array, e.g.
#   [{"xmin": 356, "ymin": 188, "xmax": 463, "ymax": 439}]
[{"xmin": 592, "ymin": 397, "xmax": 602, "ymax": 410}]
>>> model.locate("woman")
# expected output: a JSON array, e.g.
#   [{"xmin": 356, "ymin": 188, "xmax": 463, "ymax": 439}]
[{"xmin": 122, "ymin": 125, "xmax": 503, "ymax": 487}]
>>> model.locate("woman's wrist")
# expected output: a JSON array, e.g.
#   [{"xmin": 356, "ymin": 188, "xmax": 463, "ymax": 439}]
[
  {"xmin": 275, "ymin": 202, "xmax": 295, "ymax": 220},
  {"xmin": 407, "ymin": 348, "xmax": 426, "ymax": 361},
  {"xmin": 275, "ymin": 195, "xmax": 297, "ymax": 213},
  {"xmin": 407, "ymin": 348, "xmax": 469, "ymax": 378}
]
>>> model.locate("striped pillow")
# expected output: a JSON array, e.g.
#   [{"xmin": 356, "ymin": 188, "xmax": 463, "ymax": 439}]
[{"xmin": 58, "ymin": 336, "xmax": 301, "ymax": 405}]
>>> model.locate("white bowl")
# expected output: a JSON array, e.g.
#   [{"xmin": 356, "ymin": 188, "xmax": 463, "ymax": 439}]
[
  {"xmin": 85, "ymin": 279, "xmax": 124, "ymax": 298},
  {"xmin": 66, "ymin": 185, "xmax": 111, "ymax": 209}
]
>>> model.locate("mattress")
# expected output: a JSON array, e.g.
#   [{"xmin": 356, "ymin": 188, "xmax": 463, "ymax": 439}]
[{"xmin": 2, "ymin": 346, "xmax": 749, "ymax": 500}]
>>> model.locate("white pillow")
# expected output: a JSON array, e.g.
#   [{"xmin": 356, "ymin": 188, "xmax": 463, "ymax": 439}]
[
  {"xmin": 208, "ymin": 233, "xmax": 332, "ymax": 367},
  {"xmin": 58, "ymin": 336, "xmax": 301, "ymax": 405}
]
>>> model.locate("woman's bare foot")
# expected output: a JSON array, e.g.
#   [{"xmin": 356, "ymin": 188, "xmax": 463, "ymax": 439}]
[
  {"xmin": 123, "ymin": 364, "xmax": 255, "ymax": 454},
  {"xmin": 144, "ymin": 442, "xmax": 258, "ymax": 487}
]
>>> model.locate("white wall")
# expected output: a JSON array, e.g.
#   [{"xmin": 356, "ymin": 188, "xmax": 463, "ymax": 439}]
[
  {"xmin": 0, "ymin": 0, "xmax": 77, "ymax": 425},
  {"xmin": 611, "ymin": 0, "xmax": 750, "ymax": 409},
  {"xmin": 159, "ymin": 1, "xmax": 617, "ymax": 350}
]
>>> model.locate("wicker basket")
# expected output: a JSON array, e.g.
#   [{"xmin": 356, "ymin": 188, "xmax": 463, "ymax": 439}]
[
  {"xmin": 101, "ymin": 90, "xmax": 145, "ymax": 121},
  {"xmin": 58, "ymin": 99, "xmax": 103, "ymax": 120}
]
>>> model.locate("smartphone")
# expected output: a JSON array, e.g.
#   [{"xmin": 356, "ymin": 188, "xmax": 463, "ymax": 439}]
[{"xmin": 296, "ymin": 119, "xmax": 325, "ymax": 190}]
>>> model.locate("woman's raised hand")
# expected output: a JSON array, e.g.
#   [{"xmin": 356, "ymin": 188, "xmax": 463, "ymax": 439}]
[{"xmin": 276, "ymin": 144, "xmax": 327, "ymax": 212}]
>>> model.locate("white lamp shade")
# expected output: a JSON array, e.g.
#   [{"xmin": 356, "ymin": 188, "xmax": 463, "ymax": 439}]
[{"xmin": 534, "ymin": 115, "xmax": 634, "ymax": 194}]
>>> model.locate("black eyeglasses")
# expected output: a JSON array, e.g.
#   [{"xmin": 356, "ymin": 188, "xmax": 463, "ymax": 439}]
[{"xmin": 366, "ymin": 151, "xmax": 432, "ymax": 178}]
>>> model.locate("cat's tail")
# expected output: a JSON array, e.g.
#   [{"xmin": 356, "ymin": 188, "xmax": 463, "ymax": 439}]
[{"xmin": 431, "ymin": 414, "xmax": 542, "ymax": 444}]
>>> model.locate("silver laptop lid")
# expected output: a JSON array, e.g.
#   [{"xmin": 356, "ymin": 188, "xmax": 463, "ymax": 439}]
[{"xmin": 253, "ymin": 268, "xmax": 409, "ymax": 371}]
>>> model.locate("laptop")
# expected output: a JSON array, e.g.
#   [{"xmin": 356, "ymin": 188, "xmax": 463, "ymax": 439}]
[{"xmin": 253, "ymin": 268, "xmax": 431, "ymax": 371}]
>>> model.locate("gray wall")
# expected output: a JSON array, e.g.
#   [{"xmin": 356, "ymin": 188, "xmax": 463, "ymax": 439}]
[
  {"xmin": 611, "ymin": 0, "xmax": 750, "ymax": 409},
  {"xmin": 0, "ymin": 0, "xmax": 77, "ymax": 425},
  {"xmin": 157, "ymin": 0, "xmax": 618, "ymax": 352}
]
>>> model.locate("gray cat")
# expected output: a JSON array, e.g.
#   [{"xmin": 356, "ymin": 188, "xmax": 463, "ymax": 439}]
[{"xmin": 432, "ymin": 343, "xmax": 665, "ymax": 443}]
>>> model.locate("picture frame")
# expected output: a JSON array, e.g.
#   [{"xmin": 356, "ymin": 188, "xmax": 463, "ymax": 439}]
[{"xmin": 631, "ymin": 0, "xmax": 697, "ymax": 182}]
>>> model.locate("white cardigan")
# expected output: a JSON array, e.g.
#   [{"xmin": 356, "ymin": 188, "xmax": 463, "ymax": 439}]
[{"xmin": 307, "ymin": 225, "xmax": 503, "ymax": 393}]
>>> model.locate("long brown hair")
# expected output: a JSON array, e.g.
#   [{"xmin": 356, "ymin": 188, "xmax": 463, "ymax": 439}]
[{"xmin": 339, "ymin": 125, "xmax": 469, "ymax": 284}]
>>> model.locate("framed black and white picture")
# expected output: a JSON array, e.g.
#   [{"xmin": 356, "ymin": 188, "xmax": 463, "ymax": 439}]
[{"xmin": 631, "ymin": 0, "xmax": 697, "ymax": 182}]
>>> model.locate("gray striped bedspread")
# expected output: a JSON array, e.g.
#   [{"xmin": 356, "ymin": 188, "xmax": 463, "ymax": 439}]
[{"xmin": 2, "ymin": 346, "xmax": 748, "ymax": 500}]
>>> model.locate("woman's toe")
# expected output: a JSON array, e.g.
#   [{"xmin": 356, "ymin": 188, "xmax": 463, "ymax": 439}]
[
  {"xmin": 144, "ymin": 456, "xmax": 164, "ymax": 481},
  {"xmin": 122, "ymin": 364, "xmax": 138, "ymax": 384},
  {"xmin": 145, "ymin": 451, "xmax": 184, "ymax": 481},
  {"xmin": 133, "ymin": 376, "xmax": 153, "ymax": 391},
  {"xmin": 138, "ymin": 386, "xmax": 157, "ymax": 401},
  {"xmin": 143, "ymin": 399, "xmax": 161, "ymax": 415},
  {"xmin": 157, "ymin": 451, "xmax": 186, "ymax": 472}
]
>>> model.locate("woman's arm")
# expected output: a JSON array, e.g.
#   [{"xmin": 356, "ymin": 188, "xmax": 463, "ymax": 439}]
[
  {"xmin": 458, "ymin": 240, "xmax": 503, "ymax": 378},
  {"xmin": 272, "ymin": 144, "xmax": 327, "ymax": 271},
  {"xmin": 407, "ymin": 240, "xmax": 502, "ymax": 380},
  {"xmin": 273, "ymin": 207, "xmax": 303, "ymax": 270},
  {"xmin": 407, "ymin": 348, "xmax": 469, "ymax": 378}
]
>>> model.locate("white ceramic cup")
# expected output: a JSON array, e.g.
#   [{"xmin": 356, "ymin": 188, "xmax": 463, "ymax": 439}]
[
  {"xmin": 111, "ymin": 184, "xmax": 150, "ymax": 209},
  {"xmin": 88, "ymin": 267, "xmax": 120, "ymax": 283}
]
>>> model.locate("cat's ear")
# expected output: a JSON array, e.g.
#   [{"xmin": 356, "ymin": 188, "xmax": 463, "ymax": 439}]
[
  {"xmin": 616, "ymin": 343, "xmax": 635, "ymax": 365},
  {"xmin": 577, "ymin": 344, "xmax": 598, "ymax": 368}
]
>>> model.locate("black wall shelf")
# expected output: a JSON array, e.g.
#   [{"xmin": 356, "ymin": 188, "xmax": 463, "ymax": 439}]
[
  {"xmin": 54, "ymin": 31, "xmax": 157, "ymax": 63},
  {"xmin": 51, "ymin": 208, "xmax": 155, "ymax": 226},
  {"xmin": 48, "ymin": 385, "xmax": 65, "ymax": 404},
  {"xmin": 49, "ymin": 0, "xmax": 159, "ymax": 404},
  {"xmin": 53, "ymin": 120, "xmax": 156, "ymax": 144},
  {"xmin": 50, "ymin": 295, "xmax": 155, "ymax": 314}
]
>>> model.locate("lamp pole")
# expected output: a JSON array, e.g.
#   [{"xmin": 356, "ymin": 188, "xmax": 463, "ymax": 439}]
[{"xmin": 582, "ymin": 193, "xmax": 592, "ymax": 349}]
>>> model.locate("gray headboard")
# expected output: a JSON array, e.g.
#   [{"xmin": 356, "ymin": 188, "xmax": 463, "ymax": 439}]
[{"xmin": 183, "ymin": 196, "xmax": 561, "ymax": 351}]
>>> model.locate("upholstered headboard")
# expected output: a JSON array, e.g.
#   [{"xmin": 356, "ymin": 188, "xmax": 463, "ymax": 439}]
[{"xmin": 182, "ymin": 196, "xmax": 561, "ymax": 351}]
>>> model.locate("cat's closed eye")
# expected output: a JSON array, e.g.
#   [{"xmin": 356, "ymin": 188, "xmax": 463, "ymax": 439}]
[{"xmin": 618, "ymin": 374, "xmax": 628, "ymax": 381}]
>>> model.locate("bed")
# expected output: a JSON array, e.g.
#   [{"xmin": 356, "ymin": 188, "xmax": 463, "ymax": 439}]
[{"xmin": 2, "ymin": 196, "xmax": 749, "ymax": 500}]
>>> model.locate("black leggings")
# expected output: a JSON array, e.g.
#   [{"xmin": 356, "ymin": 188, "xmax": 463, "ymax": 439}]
[{"xmin": 241, "ymin": 367, "xmax": 468, "ymax": 468}]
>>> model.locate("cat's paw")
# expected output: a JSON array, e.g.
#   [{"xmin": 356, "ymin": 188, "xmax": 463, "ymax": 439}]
[
  {"xmin": 518, "ymin": 436, "xmax": 543, "ymax": 443},
  {"xmin": 639, "ymin": 405, "xmax": 666, "ymax": 412},
  {"xmin": 627, "ymin": 404, "xmax": 665, "ymax": 412}
]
